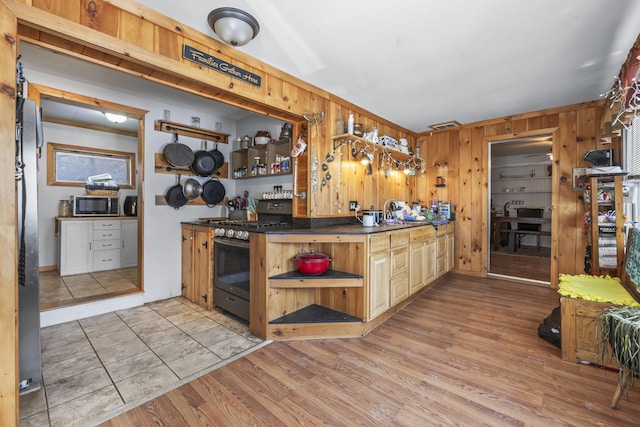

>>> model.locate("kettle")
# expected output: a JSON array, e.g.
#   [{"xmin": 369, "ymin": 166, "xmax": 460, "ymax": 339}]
[
  {"xmin": 280, "ymin": 123, "xmax": 292, "ymax": 140},
  {"xmin": 124, "ymin": 196, "xmax": 138, "ymax": 216}
]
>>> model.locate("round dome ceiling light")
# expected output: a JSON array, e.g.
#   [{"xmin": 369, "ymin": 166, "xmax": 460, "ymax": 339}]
[{"xmin": 207, "ymin": 7, "xmax": 260, "ymax": 47}]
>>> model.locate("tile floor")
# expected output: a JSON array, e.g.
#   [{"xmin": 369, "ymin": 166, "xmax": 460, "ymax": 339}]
[
  {"xmin": 19, "ymin": 296, "xmax": 265, "ymax": 427},
  {"xmin": 40, "ymin": 268, "xmax": 138, "ymax": 306}
]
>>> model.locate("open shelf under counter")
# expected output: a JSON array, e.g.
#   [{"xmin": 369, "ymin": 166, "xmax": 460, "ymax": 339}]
[
  {"xmin": 269, "ymin": 304, "xmax": 362, "ymax": 324},
  {"xmin": 268, "ymin": 269, "xmax": 363, "ymax": 288}
]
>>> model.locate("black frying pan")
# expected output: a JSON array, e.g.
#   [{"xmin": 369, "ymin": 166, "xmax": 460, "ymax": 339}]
[
  {"xmin": 201, "ymin": 178, "xmax": 226, "ymax": 206},
  {"xmin": 166, "ymin": 175, "xmax": 188, "ymax": 209},
  {"xmin": 210, "ymin": 142, "xmax": 225, "ymax": 172},
  {"xmin": 163, "ymin": 134, "xmax": 195, "ymax": 168},
  {"xmin": 191, "ymin": 140, "xmax": 218, "ymax": 176}
]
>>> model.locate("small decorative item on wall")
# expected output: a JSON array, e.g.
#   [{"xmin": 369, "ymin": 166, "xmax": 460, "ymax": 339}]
[
  {"xmin": 573, "ymin": 167, "xmax": 589, "ymax": 192},
  {"xmin": 302, "ymin": 112, "xmax": 324, "ymax": 136}
]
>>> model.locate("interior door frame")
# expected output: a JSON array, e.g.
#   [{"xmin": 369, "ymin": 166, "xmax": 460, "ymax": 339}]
[
  {"xmin": 486, "ymin": 128, "xmax": 559, "ymax": 285},
  {"xmin": 28, "ymin": 82, "xmax": 147, "ymax": 305}
]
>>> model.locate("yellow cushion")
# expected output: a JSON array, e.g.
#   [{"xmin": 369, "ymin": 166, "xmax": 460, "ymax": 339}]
[{"xmin": 558, "ymin": 274, "xmax": 640, "ymax": 306}]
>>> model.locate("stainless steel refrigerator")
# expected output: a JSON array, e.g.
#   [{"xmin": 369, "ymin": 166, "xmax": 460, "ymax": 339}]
[{"xmin": 16, "ymin": 96, "xmax": 43, "ymax": 393}]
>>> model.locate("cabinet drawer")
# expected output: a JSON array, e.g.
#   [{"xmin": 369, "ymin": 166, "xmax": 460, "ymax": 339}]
[
  {"xmin": 390, "ymin": 247, "xmax": 408, "ymax": 276},
  {"xmin": 93, "ymin": 249, "xmax": 121, "ymax": 271},
  {"xmin": 93, "ymin": 238, "xmax": 120, "ymax": 251},
  {"xmin": 369, "ymin": 234, "xmax": 390, "ymax": 253},
  {"xmin": 410, "ymin": 226, "xmax": 435, "ymax": 243},
  {"xmin": 93, "ymin": 229, "xmax": 121, "ymax": 241},
  {"xmin": 390, "ymin": 230, "xmax": 410, "ymax": 248},
  {"xmin": 93, "ymin": 220, "xmax": 121, "ymax": 230}
]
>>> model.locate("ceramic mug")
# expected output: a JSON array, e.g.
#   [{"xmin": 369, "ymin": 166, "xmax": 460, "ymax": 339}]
[{"xmin": 363, "ymin": 214, "xmax": 375, "ymax": 227}]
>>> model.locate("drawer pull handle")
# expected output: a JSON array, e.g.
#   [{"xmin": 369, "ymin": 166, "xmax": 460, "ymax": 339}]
[
  {"xmin": 226, "ymin": 296, "xmax": 236, "ymax": 303},
  {"xmin": 102, "ymin": 258, "xmax": 113, "ymax": 262}
]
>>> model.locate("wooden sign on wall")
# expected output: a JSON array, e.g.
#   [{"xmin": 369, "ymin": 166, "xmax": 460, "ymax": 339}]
[{"xmin": 182, "ymin": 44, "xmax": 262, "ymax": 87}]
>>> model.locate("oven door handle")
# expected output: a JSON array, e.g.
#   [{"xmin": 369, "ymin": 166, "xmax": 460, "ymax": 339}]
[{"xmin": 214, "ymin": 237, "xmax": 250, "ymax": 248}]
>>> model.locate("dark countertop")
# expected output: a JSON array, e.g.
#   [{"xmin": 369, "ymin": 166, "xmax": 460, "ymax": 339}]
[{"xmin": 182, "ymin": 219, "xmax": 450, "ymax": 234}]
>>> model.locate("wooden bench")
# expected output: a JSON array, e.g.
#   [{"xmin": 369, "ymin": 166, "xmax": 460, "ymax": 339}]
[{"xmin": 559, "ymin": 228, "xmax": 640, "ymax": 409}]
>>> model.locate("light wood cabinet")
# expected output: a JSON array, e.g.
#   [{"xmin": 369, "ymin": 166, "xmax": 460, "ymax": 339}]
[
  {"xmin": 257, "ymin": 224, "xmax": 454, "ymax": 340},
  {"xmin": 369, "ymin": 251, "xmax": 390, "ymax": 319},
  {"xmin": 560, "ymin": 296, "xmax": 619, "ymax": 367},
  {"xmin": 409, "ymin": 226, "xmax": 437, "ymax": 295},
  {"xmin": 181, "ymin": 224, "xmax": 214, "ymax": 310},
  {"xmin": 436, "ymin": 233, "xmax": 447, "ymax": 277},
  {"xmin": 368, "ymin": 233, "xmax": 390, "ymax": 320}
]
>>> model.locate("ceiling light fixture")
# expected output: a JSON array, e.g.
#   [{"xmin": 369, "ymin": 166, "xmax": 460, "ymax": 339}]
[
  {"xmin": 104, "ymin": 112, "xmax": 127, "ymax": 123},
  {"xmin": 207, "ymin": 7, "xmax": 260, "ymax": 47}
]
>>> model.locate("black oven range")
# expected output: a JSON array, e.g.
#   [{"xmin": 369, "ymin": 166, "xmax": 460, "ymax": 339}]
[{"xmin": 202, "ymin": 200, "xmax": 293, "ymax": 322}]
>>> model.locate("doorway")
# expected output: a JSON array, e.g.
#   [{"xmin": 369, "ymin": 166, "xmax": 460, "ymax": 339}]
[
  {"xmin": 30, "ymin": 84, "xmax": 146, "ymax": 309},
  {"xmin": 489, "ymin": 135, "xmax": 552, "ymax": 283}
]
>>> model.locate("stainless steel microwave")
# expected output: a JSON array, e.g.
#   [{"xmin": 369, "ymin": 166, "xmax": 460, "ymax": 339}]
[{"xmin": 71, "ymin": 195, "xmax": 119, "ymax": 216}]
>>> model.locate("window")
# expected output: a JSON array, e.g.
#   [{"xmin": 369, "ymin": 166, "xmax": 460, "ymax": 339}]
[
  {"xmin": 624, "ymin": 117, "xmax": 640, "ymax": 179},
  {"xmin": 47, "ymin": 142, "xmax": 135, "ymax": 188}
]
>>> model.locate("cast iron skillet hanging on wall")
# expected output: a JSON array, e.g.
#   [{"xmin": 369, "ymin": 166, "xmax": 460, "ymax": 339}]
[
  {"xmin": 166, "ymin": 174, "xmax": 189, "ymax": 209},
  {"xmin": 210, "ymin": 142, "xmax": 225, "ymax": 173},
  {"xmin": 191, "ymin": 140, "xmax": 218, "ymax": 176},
  {"xmin": 163, "ymin": 134, "xmax": 195, "ymax": 168},
  {"xmin": 201, "ymin": 178, "xmax": 226, "ymax": 207}
]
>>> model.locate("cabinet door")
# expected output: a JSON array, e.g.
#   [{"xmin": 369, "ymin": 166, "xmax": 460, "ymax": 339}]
[
  {"xmin": 409, "ymin": 243, "xmax": 425, "ymax": 294},
  {"xmin": 424, "ymin": 238, "xmax": 437, "ymax": 284},
  {"xmin": 193, "ymin": 230, "xmax": 213, "ymax": 310},
  {"xmin": 181, "ymin": 227, "xmax": 195, "ymax": 302},
  {"xmin": 121, "ymin": 220, "xmax": 138, "ymax": 268},
  {"xmin": 369, "ymin": 252, "xmax": 390, "ymax": 320},
  {"xmin": 446, "ymin": 232, "xmax": 455, "ymax": 272},
  {"xmin": 59, "ymin": 221, "xmax": 93, "ymax": 275}
]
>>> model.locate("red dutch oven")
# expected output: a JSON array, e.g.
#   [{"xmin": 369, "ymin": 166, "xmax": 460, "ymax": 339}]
[{"xmin": 292, "ymin": 251, "xmax": 332, "ymax": 275}]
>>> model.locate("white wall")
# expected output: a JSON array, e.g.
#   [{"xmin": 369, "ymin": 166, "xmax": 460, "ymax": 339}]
[
  {"xmin": 38, "ymin": 123, "xmax": 138, "ymax": 267},
  {"xmin": 22, "ymin": 52, "xmax": 289, "ymax": 319}
]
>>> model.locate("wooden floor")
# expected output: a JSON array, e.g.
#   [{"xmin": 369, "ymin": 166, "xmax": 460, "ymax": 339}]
[
  {"xmin": 490, "ymin": 249, "xmax": 551, "ymax": 282},
  {"xmin": 99, "ymin": 274, "xmax": 640, "ymax": 426}
]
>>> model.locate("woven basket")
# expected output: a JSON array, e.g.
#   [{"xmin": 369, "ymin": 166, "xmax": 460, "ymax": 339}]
[{"xmin": 86, "ymin": 189, "xmax": 119, "ymax": 196}]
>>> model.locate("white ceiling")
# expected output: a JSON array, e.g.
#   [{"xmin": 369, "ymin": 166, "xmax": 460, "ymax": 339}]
[{"xmin": 136, "ymin": 0, "xmax": 640, "ymax": 133}]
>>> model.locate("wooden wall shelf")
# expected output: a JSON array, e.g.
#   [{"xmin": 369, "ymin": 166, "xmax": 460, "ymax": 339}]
[
  {"xmin": 154, "ymin": 153, "xmax": 228, "ymax": 178},
  {"xmin": 154, "ymin": 195, "xmax": 227, "ymax": 207},
  {"xmin": 331, "ymin": 133, "xmax": 415, "ymax": 162},
  {"xmin": 154, "ymin": 120, "xmax": 229, "ymax": 143}
]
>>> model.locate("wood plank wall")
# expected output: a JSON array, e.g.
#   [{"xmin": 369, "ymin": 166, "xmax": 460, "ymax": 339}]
[{"xmin": 417, "ymin": 102, "xmax": 612, "ymax": 282}]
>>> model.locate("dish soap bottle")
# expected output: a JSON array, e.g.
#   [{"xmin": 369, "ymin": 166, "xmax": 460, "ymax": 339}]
[
  {"xmin": 336, "ymin": 108, "xmax": 345, "ymax": 135},
  {"xmin": 347, "ymin": 113, "xmax": 354, "ymax": 135}
]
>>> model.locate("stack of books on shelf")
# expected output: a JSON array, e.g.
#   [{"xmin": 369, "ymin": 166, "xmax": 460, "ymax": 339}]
[{"xmin": 597, "ymin": 223, "xmax": 618, "ymax": 269}]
